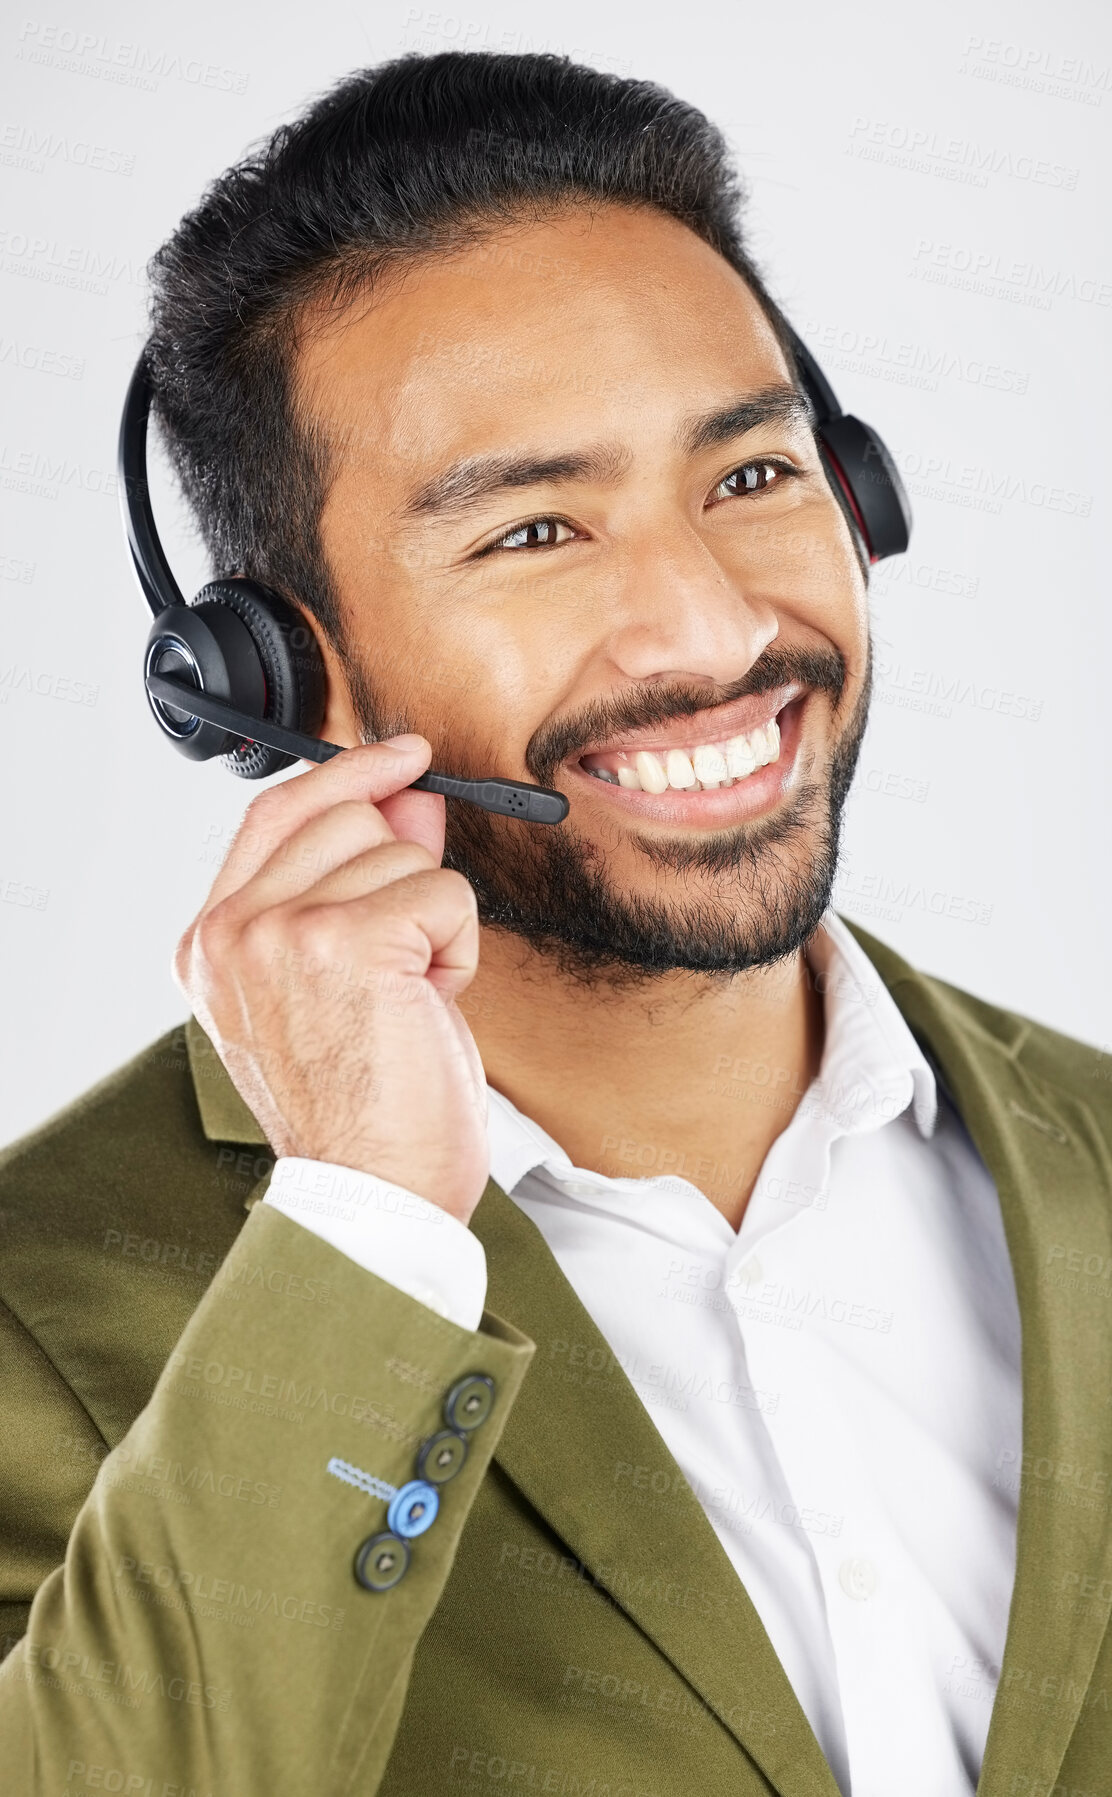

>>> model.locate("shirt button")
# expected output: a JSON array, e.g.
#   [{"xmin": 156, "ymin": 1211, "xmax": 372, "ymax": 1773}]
[
  {"xmin": 732, "ymin": 1256, "xmax": 763, "ymax": 1292},
  {"xmin": 838, "ymin": 1557, "xmax": 879, "ymax": 1600},
  {"xmin": 353, "ymin": 1531, "xmax": 410, "ymax": 1592},
  {"xmin": 563, "ymin": 1180, "xmax": 598, "ymax": 1198}
]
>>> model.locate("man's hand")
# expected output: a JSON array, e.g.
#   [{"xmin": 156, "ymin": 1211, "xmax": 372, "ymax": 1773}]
[{"xmin": 174, "ymin": 736, "xmax": 489, "ymax": 1224}]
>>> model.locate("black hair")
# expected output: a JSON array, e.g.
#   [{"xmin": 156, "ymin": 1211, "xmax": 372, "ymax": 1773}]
[{"xmin": 146, "ymin": 50, "xmax": 797, "ymax": 660}]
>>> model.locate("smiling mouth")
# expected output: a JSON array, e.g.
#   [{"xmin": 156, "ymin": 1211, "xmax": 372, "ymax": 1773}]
[
  {"xmin": 581, "ymin": 717, "xmax": 781, "ymax": 793},
  {"xmin": 573, "ymin": 684, "xmax": 806, "ymax": 796},
  {"xmin": 564, "ymin": 686, "xmax": 808, "ymax": 826}
]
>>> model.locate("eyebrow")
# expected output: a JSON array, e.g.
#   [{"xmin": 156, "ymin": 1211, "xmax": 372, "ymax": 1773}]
[{"xmin": 400, "ymin": 384, "xmax": 811, "ymax": 523}]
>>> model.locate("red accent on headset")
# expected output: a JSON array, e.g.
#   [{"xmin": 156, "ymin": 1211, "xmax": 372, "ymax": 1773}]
[
  {"xmin": 235, "ymin": 671, "xmax": 270, "ymax": 758},
  {"xmin": 820, "ymin": 439, "xmax": 878, "ymax": 566}
]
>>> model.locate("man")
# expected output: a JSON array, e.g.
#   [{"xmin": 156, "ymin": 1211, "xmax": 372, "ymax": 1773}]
[{"xmin": 0, "ymin": 50, "xmax": 1108, "ymax": 1797}]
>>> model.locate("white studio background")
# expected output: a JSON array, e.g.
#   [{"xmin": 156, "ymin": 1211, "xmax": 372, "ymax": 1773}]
[{"xmin": 1, "ymin": 0, "xmax": 1108, "ymax": 1145}]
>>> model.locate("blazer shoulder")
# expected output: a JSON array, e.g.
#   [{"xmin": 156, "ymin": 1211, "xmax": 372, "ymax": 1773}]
[
  {"xmin": 923, "ymin": 968, "xmax": 1108, "ymax": 1093},
  {"xmin": 1010, "ymin": 1007, "xmax": 1112, "ymax": 1136},
  {"xmin": 0, "ymin": 1022, "xmax": 254, "ymax": 1220},
  {"xmin": 3, "ymin": 1022, "xmax": 193, "ymax": 1161},
  {"xmin": 0, "ymin": 1027, "xmax": 268, "ymax": 1422},
  {"xmin": 842, "ymin": 915, "xmax": 1110, "ymax": 1119},
  {"xmin": 913, "ymin": 964, "xmax": 1112, "ymax": 1142}
]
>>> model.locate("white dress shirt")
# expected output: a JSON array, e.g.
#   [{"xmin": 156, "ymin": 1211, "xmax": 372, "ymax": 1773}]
[{"xmin": 264, "ymin": 908, "xmax": 1022, "ymax": 1797}]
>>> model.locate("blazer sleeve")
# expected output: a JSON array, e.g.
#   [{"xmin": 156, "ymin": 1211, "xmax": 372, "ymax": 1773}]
[{"xmin": 0, "ymin": 1201, "xmax": 535, "ymax": 1795}]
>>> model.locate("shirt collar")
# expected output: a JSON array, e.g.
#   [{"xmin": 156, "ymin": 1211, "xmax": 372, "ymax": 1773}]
[
  {"xmin": 486, "ymin": 908, "xmax": 939, "ymax": 1198},
  {"xmin": 807, "ymin": 908, "xmax": 938, "ymax": 1141}
]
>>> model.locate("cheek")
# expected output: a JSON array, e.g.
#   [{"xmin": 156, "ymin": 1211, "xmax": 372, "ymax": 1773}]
[
  {"xmin": 450, "ymin": 605, "xmax": 583, "ymax": 756},
  {"xmin": 378, "ymin": 575, "xmax": 583, "ymax": 763},
  {"xmin": 723, "ymin": 490, "xmax": 867, "ymax": 644}
]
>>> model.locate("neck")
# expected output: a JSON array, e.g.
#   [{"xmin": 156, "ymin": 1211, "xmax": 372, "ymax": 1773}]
[{"xmin": 458, "ymin": 921, "xmax": 827, "ymax": 1233}]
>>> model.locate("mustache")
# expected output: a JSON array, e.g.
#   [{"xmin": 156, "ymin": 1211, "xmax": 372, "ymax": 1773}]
[{"xmin": 524, "ymin": 644, "xmax": 846, "ymax": 784}]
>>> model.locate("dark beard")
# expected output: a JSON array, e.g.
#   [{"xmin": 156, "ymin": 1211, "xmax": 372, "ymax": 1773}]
[{"xmin": 346, "ymin": 638, "xmax": 872, "ymax": 987}]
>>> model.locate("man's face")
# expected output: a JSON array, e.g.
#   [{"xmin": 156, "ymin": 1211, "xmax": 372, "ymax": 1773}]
[{"xmin": 298, "ymin": 204, "xmax": 871, "ymax": 980}]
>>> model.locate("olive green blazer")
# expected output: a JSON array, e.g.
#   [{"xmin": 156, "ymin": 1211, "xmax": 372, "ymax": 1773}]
[{"xmin": 0, "ymin": 917, "xmax": 1110, "ymax": 1795}]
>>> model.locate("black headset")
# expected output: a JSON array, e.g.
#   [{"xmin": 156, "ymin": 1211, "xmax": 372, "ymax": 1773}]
[{"xmin": 119, "ymin": 323, "xmax": 910, "ymax": 825}]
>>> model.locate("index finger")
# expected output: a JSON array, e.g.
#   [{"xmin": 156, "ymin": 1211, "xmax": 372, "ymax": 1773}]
[{"xmin": 205, "ymin": 735, "xmax": 433, "ymax": 911}]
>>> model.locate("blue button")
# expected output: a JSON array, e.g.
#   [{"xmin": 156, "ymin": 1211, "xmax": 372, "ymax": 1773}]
[{"xmin": 387, "ymin": 1479, "xmax": 440, "ymax": 1539}]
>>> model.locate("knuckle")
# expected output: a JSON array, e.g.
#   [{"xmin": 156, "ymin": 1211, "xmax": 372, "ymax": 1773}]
[
  {"xmin": 232, "ymin": 798, "xmax": 281, "ymax": 872},
  {"xmin": 356, "ymin": 840, "xmax": 436, "ymax": 897},
  {"xmin": 245, "ymin": 782, "xmax": 284, "ymax": 820},
  {"xmin": 240, "ymin": 788, "xmax": 282, "ymax": 840},
  {"xmin": 386, "ymin": 839, "xmax": 437, "ymax": 875},
  {"xmin": 286, "ymin": 904, "xmax": 345, "ymax": 964},
  {"xmin": 332, "ymin": 797, "xmax": 384, "ymax": 832},
  {"xmin": 237, "ymin": 907, "xmax": 287, "ymax": 972},
  {"xmin": 395, "ymin": 864, "xmax": 476, "ymax": 914},
  {"xmin": 192, "ymin": 901, "xmax": 237, "ymax": 967},
  {"xmin": 437, "ymin": 868, "xmax": 479, "ymax": 911}
]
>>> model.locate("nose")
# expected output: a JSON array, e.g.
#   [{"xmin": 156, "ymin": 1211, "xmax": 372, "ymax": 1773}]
[{"xmin": 603, "ymin": 518, "xmax": 779, "ymax": 692}]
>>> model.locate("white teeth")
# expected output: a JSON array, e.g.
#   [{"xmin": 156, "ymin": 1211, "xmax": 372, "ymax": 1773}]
[
  {"xmin": 588, "ymin": 715, "xmax": 783, "ymax": 793},
  {"xmin": 692, "ymin": 743, "xmax": 728, "ymax": 785},
  {"xmin": 634, "ymin": 750, "xmax": 669, "ymax": 794},
  {"xmin": 664, "ymin": 748, "xmax": 697, "ymax": 789},
  {"xmin": 725, "ymin": 734, "xmax": 758, "ymax": 778}
]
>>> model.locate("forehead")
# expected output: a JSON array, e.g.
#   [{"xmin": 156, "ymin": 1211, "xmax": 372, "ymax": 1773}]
[{"xmin": 295, "ymin": 205, "xmax": 791, "ymax": 497}]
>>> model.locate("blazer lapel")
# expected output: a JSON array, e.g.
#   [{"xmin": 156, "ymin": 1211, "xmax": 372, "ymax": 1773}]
[
  {"xmin": 469, "ymin": 1177, "xmax": 844, "ymax": 1797},
  {"xmin": 841, "ymin": 920, "xmax": 1112, "ymax": 1797}
]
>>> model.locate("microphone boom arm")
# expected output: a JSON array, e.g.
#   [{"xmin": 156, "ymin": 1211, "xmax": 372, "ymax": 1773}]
[{"xmin": 145, "ymin": 673, "xmax": 569, "ymax": 825}]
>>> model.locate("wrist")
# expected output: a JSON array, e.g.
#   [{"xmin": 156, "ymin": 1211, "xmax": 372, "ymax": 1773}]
[
  {"xmin": 269, "ymin": 1138, "xmax": 485, "ymax": 1227},
  {"xmin": 264, "ymin": 1157, "xmax": 488, "ymax": 1330}
]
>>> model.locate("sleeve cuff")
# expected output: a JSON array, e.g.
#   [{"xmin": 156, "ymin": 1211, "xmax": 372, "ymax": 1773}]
[{"xmin": 262, "ymin": 1157, "xmax": 487, "ymax": 1333}]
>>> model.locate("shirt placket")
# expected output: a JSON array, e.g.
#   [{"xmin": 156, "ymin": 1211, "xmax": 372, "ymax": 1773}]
[{"xmin": 727, "ymin": 1095, "xmax": 974, "ymax": 1797}]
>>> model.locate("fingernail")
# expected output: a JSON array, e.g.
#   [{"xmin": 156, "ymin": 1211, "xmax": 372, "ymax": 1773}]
[{"xmin": 379, "ymin": 733, "xmax": 427, "ymax": 753}]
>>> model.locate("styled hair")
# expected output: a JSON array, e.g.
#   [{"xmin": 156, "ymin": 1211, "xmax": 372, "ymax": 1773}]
[{"xmin": 146, "ymin": 50, "xmax": 796, "ymax": 659}]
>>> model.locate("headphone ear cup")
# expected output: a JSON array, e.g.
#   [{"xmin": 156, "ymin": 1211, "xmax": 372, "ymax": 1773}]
[
  {"xmin": 817, "ymin": 416, "xmax": 912, "ymax": 563},
  {"xmin": 190, "ymin": 580, "xmax": 327, "ymax": 780},
  {"xmin": 144, "ymin": 601, "xmax": 265, "ymax": 761}
]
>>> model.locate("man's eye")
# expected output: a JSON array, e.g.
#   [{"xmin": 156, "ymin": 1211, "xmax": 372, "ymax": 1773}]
[
  {"xmin": 712, "ymin": 461, "xmax": 790, "ymax": 502},
  {"xmin": 490, "ymin": 517, "xmax": 575, "ymax": 552}
]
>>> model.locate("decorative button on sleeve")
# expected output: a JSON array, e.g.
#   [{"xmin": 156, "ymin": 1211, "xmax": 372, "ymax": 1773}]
[
  {"xmin": 387, "ymin": 1481, "xmax": 439, "ymax": 1538},
  {"xmin": 329, "ymin": 1373, "xmax": 497, "ymax": 1592},
  {"xmin": 353, "ymin": 1532, "xmax": 410, "ymax": 1592},
  {"xmin": 416, "ymin": 1429, "xmax": 470, "ymax": 1483},
  {"xmin": 444, "ymin": 1373, "xmax": 496, "ymax": 1431}
]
